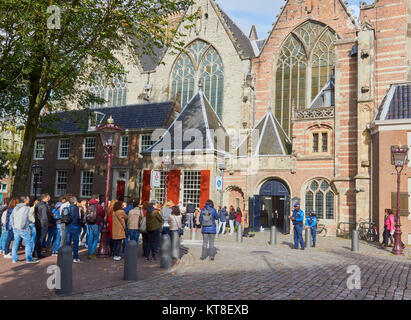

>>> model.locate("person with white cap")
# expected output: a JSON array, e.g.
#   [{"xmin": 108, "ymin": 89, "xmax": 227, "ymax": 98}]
[{"xmin": 289, "ymin": 202, "xmax": 305, "ymax": 250}]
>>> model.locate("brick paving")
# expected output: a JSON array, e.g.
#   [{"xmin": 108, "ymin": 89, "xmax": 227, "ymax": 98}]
[{"xmin": 65, "ymin": 231, "xmax": 411, "ymax": 300}]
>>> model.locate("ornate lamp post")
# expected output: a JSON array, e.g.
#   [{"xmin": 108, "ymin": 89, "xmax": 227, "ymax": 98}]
[
  {"xmin": 390, "ymin": 145, "xmax": 409, "ymax": 256},
  {"xmin": 31, "ymin": 163, "xmax": 41, "ymax": 201},
  {"xmin": 97, "ymin": 116, "xmax": 123, "ymax": 257},
  {"xmin": 161, "ymin": 155, "xmax": 172, "ymax": 205}
]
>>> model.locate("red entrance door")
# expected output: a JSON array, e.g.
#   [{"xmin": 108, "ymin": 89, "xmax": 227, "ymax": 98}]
[{"xmin": 116, "ymin": 181, "xmax": 125, "ymax": 201}]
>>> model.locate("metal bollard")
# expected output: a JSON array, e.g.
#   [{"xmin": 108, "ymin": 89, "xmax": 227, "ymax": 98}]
[
  {"xmin": 191, "ymin": 228, "xmax": 196, "ymax": 241},
  {"xmin": 237, "ymin": 224, "xmax": 243, "ymax": 243},
  {"xmin": 160, "ymin": 234, "xmax": 172, "ymax": 269},
  {"xmin": 171, "ymin": 231, "xmax": 180, "ymax": 260},
  {"xmin": 124, "ymin": 240, "xmax": 138, "ymax": 281},
  {"xmin": 56, "ymin": 246, "xmax": 72, "ymax": 296},
  {"xmin": 351, "ymin": 230, "xmax": 359, "ymax": 252},
  {"xmin": 305, "ymin": 227, "xmax": 312, "ymax": 248},
  {"xmin": 270, "ymin": 226, "xmax": 277, "ymax": 245}
]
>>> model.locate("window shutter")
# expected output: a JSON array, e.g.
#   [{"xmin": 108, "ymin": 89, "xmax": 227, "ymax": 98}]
[
  {"xmin": 391, "ymin": 192, "xmax": 409, "ymax": 215},
  {"xmin": 199, "ymin": 170, "xmax": 210, "ymax": 209},
  {"xmin": 142, "ymin": 170, "xmax": 151, "ymax": 203},
  {"xmin": 167, "ymin": 170, "xmax": 181, "ymax": 204}
]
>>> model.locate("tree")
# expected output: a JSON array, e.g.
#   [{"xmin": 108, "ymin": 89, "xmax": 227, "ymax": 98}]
[{"xmin": 0, "ymin": 0, "xmax": 195, "ymax": 196}]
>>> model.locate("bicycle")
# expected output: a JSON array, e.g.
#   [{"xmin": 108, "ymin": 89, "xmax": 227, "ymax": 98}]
[
  {"xmin": 316, "ymin": 223, "xmax": 327, "ymax": 237},
  {"xmin": 358, "ymin": 218, "xmax": 378, "ymax": 242}
]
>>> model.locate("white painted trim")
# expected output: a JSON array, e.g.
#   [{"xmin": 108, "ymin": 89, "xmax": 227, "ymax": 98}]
[
  {"xmin": 254, "ymin": 113, "xmax": 269, "ymax": 156},
  {"xmin": 267, "ymin": 112, "xmax": 286, "ymax": 155},
  {"xmin": 57, "ymin": 138, "xmax": 70, "ymax": 160},
  {"xmin": 376, "ymin": 85, "xmax": 396, "ymax": 121}
]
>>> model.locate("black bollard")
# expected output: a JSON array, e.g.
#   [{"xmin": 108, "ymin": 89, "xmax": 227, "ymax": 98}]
[
  {"xmin": 270, "ymin": 226, "xmax": 277, "ymax": 245},
  {"xmin": 171, "ymin": 232, "xmax": 180, "ymax": 260},
  {"xmin": 56, "ymin": 246, "xmax": 72, "ymax": 296},
  {"xmin": 124, "ymin": 240, "xmax": 138, "ymax": 281},
  {"xmin": 305, "ymin": 227, "xmax": 312, "ymax": 248},
  {"xmin": 351, "ymin": 230, "xmax": 359, "ymax": 252},
  {"xmin": 160, "ymin": 234, "xmax": 172, "ymax": 269}
]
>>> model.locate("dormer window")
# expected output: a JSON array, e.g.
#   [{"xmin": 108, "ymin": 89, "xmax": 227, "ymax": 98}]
[{"xmin": 88, "ymin": 111, "xmax": 105, "ymax": 131}]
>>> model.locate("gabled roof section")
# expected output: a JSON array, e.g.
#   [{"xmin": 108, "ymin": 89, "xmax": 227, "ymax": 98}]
[
  {"xmin": 143, "ymin": 88, "xmax": 229, "ymax": 155},
  {"xmin": 38, "ymin": 101, "xmax": 175, "ymax": 135},
  {"xmin": 236, "ymin": 109, "xmax": 292, "ymax": 157},
  {"xmin": 374, "ymin": 83, "xmax": 411, "ymax": 121},
  {"xmin": 309, "ymin": 76, "xmax": 335, "ymax": 108},
  {"xmin": 212, "ymin": 2, "xmax": 255, "ymax": 59}
]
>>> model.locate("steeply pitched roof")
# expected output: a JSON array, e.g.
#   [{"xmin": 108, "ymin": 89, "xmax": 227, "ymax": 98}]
[
  {"xmin": 236, "ymin": 109, "xmax": 292, "ymax": 157},
  {"xmin": 213, "ymin": 2, "xmax": 255, "ymax": 59},
  {"xmin": 143, "ymin": 88, "xmax": 229, "ymax": 155},
  {"xmin": 131, "ymin": 37, "xmax": 168, "ymax": 73},
  {"xmin": 374, "ymin": 83, "xmax": 411, "ymax": 121},
  {"xmin": 309, "ymin": 77, "xmax": 335, "ymax": 108},
  {"xmin": 38, "ymin": 101, "xmax": 175, "ymax": 136}
]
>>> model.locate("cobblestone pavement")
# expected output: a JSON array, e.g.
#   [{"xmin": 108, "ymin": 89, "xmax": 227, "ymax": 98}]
[{"xmin": 66, "ymin": 231, "xmax": 411, "ymax": 300}]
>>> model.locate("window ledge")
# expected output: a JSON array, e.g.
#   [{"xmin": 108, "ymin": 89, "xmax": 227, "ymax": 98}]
[{"xmin": 298, "ymin": 155, "xmax": 333, "ymax": 161}]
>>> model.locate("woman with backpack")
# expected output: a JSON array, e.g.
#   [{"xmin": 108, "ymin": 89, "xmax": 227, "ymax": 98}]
[
  {"xmin": 199, "ymin": 200, "xmax": 219, "ymax": 261},
  {"xmin": 111, "ymin": 200, "xmax": 128, "ymax": 261},
  {"xmin": 3, "ymin": 198, "xmax": 18, "ymax": 258}
]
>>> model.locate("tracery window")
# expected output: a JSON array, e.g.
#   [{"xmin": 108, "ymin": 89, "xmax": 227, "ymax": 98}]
[
  {"xmin": 89, "ymin": 74, "xmax": 127, "ymax": 108},
  {"xmin": 305, "ymin": 179, "xmax": 335, "ymax": 220},
  {"xmin": 171, "ymin": 40, "xmax": 224, "ymax": 119},
  {"xmin": 275, "ymin": 21, "xmax": 337, "ymax": 137}
]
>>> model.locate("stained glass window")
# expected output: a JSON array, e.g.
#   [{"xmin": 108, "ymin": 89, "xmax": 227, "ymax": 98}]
[
  {"xmin": 171, "ymin": 40, "xmax": 224, "ymax": 119},
  {"xmin": 305, "ymin": 179, "xmax": 335, "ymax": 220},
  {"xmin": 275, "ymin": 21, "xmax": 337, "ymax": 137}
]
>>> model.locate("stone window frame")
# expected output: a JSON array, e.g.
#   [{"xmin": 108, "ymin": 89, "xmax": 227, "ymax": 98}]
[
  {"xmin": 58, "ymin": 138, "xmax": 70, "ymax": 160},
  {"xmin": 304, "ymin": 178, "xmax": 336, "ymax": 220},
  {"xmin": 170, "ymin": 39, "xmax": 224, "ymax": 119},
  {"xmin": 274, "ymin": 20, "xmax": 338, "ymax": 137},
  {"xmin": 309, "ymin": 129, "xmax": 331, "ymax": 155}
]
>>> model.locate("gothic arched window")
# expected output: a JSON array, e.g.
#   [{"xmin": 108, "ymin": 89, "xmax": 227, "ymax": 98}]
[
  {"xmin": 171, "ymin": 40, "xmax": 224, "ymax": 119},
  {"xmin": 305, "ymin": 179, "xmax": 335, "ymax": 220},
  {"xmin": 89, "ymin": 74, "xmax": 127, "ymax": 109},
  {"xmin": 275, "ymin": 21, "xmax": 337, "ymax": 137}
]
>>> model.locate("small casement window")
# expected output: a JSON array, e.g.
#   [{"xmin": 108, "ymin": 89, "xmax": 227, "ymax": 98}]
[
  {"xmin": 34, "ymin": 140, "xmax": 46, "ymax": 160},
  {"xmin": 311, "ymin": 130, "xmax": 330, "ymax": 154}
]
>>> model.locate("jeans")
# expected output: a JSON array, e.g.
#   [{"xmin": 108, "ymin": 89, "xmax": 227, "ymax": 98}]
[
  {"xmin": 0, "ymin": 226, "xmax": 7, "ymax": 251},
  {"xmin": 4, "ymin": 229, "xmax": 14, "ymax": 255},
  {"xmin": 229, "ymin": 220, "xmax": 235, "ymax": 235},
  {"xmin": 128, "ymin": 229, "xmax": 140, "ymax": 244},
  {"xmin": 217, "ymin": 221, "xmax": 227, "ymax": 235},
  {"xmin": 148, "ymin": 229, "xmax": 161, "ymax": 258},
  {"xmin": 122, "ymin": 228, "xmax": 129, "ymax": 254},
  {"xmin": 28, "ymin": 223, "xmax": 37, "ymax": 255},
  {"xmin": 12, "ymin": 228, "xmax": 34, "ymax": 262},
  {"xmin": 311, "ymin": 227, "xmax": 317, "ymax": 244},
  {"xmin": 87, "ymin": 224, "xmax": 100, "ymax": 256},
  {"xmin": 162, "ymin": 226, "xmax": 171, "ymax": 236},
  {"xmin": 80, "ymin": 225, "xmax": 88, "ymax": 243},
  {"xmin": 35, "ymin": 225, "xmax": 48, "ymax": 258},
  {"xmin": 293, "ymin": 224, "xmax": 304, "ymax": 249},
  {"xmin": 201, "ymin": 233, "xmax": 216, "ymax": 259},
  {"xmin": 142, "ymin": 233, "xmax": 149, "ymax": 257},
  {"xmin": 52, "ymin": 224, "xmax": 62, "ymax": 253},
  {"xmin": 45, "ymin": 226, "xmax": 57, "ymax": 247},
  {"xmin": 66, "ymin": 226, "xmax": 81, "ymax": 260},
  {"xmin": 186, "ymin": 213, "xmax": 194, "ymax": 229},
  {"xmin": 112, "ymin": 239, "xmax": 123, "ymax": 257}
]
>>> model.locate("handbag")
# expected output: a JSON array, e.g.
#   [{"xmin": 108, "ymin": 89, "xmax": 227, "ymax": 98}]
[
  {"xmin": 139, "ymin": 212, "xmax": 147, "ymax": 233},
  {"xmin": 173, "ymin": 215, "xmax": 183, "ymax": 236}
]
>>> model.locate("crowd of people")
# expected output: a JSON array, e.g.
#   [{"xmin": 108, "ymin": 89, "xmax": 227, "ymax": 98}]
[{"xmin": 0, "ymin": 191, "xmax": 245, "ymax": 263}]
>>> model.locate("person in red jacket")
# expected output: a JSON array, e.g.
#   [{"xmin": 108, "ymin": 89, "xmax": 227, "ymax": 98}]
[
  {"xmin": 234, "ymin": 207, "xmax": 242, "ymax": 229},
  {"xmin": 382, "ymin": 209, "xmax": 395, "ymax": 248}
]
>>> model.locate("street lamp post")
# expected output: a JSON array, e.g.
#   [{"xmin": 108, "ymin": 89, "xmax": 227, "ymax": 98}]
[
  {"xmin": 218, "ymin": 162, "xmax": 227, "ymax": 209},
  {"xmin": 390, "ymin": 145, "xmax": 409, "ymax": 256},
  {"xmin": 31, "ymin": 164, "xmax": 41, "ymax": 201},
  {"xmin": 97, "ymin": 116, "xmax": 123, "ymax": 257},
  {"xmin": 162, "ymin": 155, "xmax": 172, "ymax": 205}
]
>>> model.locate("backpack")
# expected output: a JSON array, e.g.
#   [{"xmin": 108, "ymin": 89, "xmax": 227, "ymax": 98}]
[
  {"xmin": 61, "ymin": 206, "xmax": 72, "ymax": 225},
  {"xmin": 139, "ymin": 215, "xmax": 147, "ymax": 233},
  {"xmin": 201, "ymin": 208, "xmax": 213, "ymax": 227},
  {"xmin": 52, "ymin": 208, "xmax": 61, "ymax": 221},
  {"xmin": 85, "ymin": 204, "xmax": 97, "ymax": 224}
]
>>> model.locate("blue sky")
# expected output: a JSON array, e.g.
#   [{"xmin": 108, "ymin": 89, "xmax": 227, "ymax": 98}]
[{"xmin": 216, "ymin": 0, "xmax": 374, "ymax": 39}]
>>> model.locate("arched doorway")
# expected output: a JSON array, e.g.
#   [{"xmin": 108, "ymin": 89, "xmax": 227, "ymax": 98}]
[{"xmin": 249, "ymin": 179, "xmax": 291, "ymax": 234}]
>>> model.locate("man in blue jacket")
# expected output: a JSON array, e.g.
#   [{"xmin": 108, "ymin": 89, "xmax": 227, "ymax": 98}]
[
  {"xmin": 65, "ymin": 197, "xmax": 82, "ymax": 262},
  {"xmin": 306, "ymin": 211, "xmax": 318, "ymax": 247},
  {"xmin": 289, "ymin": 203, "xmax": 305, "ymax": 250},
  {"xmin": 199, "ymin": 200, "xmax": 219, "ymax": 261}
]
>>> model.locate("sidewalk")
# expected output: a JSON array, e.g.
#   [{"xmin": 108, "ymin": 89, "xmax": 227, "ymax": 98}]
[{"xmin": 0, "ymin": 243, "xmax": 163, "ymax": 300}]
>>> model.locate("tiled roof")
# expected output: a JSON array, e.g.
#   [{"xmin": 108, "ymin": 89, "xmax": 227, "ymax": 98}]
[
  {"xmin": 309, "ymin": 77, "xmax": 335, "ymax": 108},
  {"xmin": 143, "ymin": 88, "xmax": 229, "ymax": 155},
  {"xmin": 131, "ymin": 37, "xmax": 167, "ymax": 73},
  {"xmin": 38, "ymin": 101, "xmax": 174, "ymax": 135},
  {"xmin": 374, "ymin": 83, "xmax": 411, "ymax": 121},
  {"xmin": 236, "ymin": 109, "xmax": 292, "ymax": 157}
]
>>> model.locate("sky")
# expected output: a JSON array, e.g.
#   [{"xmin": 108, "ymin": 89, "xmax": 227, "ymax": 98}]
[{"xmin": 216, "ymin": 0, "xmax": 375, "ymax": 39}]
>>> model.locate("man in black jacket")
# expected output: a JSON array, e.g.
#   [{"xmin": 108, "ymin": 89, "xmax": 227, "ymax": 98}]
[{"xmin": 34, "ymin": 193, "xmax": 50, "ymax": 259}]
